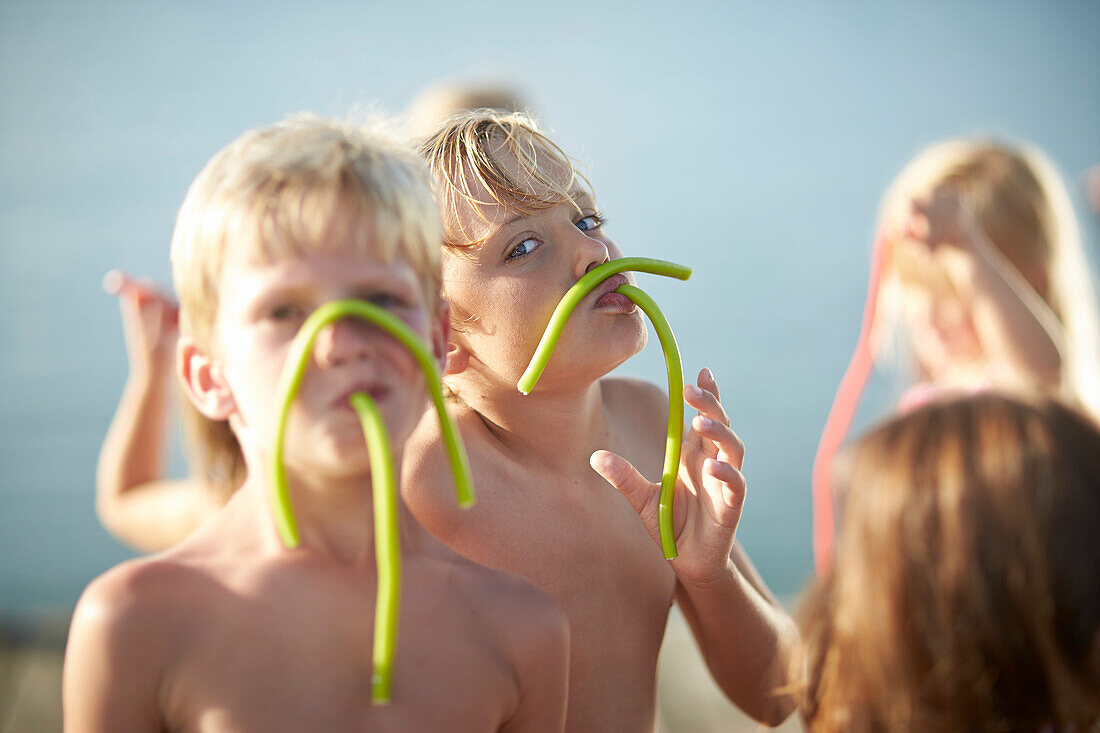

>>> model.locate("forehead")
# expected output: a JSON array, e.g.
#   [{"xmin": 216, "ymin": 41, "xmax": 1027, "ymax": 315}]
[
  {"xmin": 226, "ymin": 232, "xmax": 410, "ymax": 287},
  {"xmin": 445, "ymin": 141, "xmax": 594, "ymax": 241},
  {"xmin": 221, "ymin": 200, "xmax": 419, "ymax": 289}
]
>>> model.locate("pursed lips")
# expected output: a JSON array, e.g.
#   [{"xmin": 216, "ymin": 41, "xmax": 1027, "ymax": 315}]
[
  {"xmin": 592, "ymin": 273, "xmax": 630, "ymax": 302},
  {"xmin": 331, "ymin": 382, "xmax": 390, "ymax": 410}
]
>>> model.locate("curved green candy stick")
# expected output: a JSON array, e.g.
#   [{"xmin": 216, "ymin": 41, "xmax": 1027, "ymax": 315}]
[
  {"xmin": 516, "ymin": 257, "xmax": 691, "ymax": 395},
  {"xmin": 348, "ymin": 391, "xmax": 399, "ymax": 704},
  {"xmin": 516, "ymin": 258, "xmax": 691, "ymax": 559},
  {"xmin": 614, "ymin": 285, "xmax": 684, "ymax": 560},
  {"xmin": 272, "ymin": 299, "xmax": 474, "ymax": 548},
  {"xmin": 270, "ymin": 299, "xmax": 476, "ymax": 705}
]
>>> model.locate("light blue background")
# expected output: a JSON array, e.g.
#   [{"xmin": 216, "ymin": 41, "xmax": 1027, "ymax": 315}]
[{"xmin": 2, "ymin": 0, "xmax": 1098, "ymax": 610}]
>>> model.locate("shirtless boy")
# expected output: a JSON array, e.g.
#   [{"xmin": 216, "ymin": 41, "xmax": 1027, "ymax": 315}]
[
  {"xmin": 404, "ymin": 112, "xmax": 799, "ymax": 730},
  {"xmin": 63, "ymin": 116, "xmax": 568, "ymax": 732}
]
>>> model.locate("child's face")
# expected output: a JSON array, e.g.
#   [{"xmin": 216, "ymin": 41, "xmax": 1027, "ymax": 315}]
[
  {"xmin": 202, "ymin": 236, "xmax": 446, "ymax": 478},
  {"xmin": 442, "ymin": 155, "xmax": 647, "ymax": 391}
]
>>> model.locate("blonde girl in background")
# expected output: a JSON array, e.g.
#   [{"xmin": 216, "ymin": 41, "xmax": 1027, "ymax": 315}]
[{"xmin": 812, "ymin": 140, "xmax": 1100, "ymax": 571}]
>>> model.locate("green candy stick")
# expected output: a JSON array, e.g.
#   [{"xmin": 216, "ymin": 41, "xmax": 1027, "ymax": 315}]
[
  {"xmin": 270, "ymin": 298, "xmax": 476, "ymax": 705},
  {"xmin": 614, "ymin": 284, "xmax": 684, "ymax": 560},
  {"xmin": 516, "ymin": 258, "xmax": 691, "ymax": 559},
  {"xmin": 273, "ymin": 299, "xmax": 474, "ymax": 547},
  {"xmin": 348, "ymin": 391, "xmax": 399, "ymax": 704},
  {"xmin": 517, "ymin": 257, "xmax": 691, "ymax": 395}
]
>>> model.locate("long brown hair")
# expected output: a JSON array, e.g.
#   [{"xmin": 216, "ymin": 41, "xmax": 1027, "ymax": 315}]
[{"xmin": 799, "ymin": 393, "xmax": 1100, "ymax": 731}]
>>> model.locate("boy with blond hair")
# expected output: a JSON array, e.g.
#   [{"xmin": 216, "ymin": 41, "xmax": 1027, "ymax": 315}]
[
  {"xmin": 404, "ymin": 111, "xmax": 799, "ymax": 730},
  {"xmin": 63, "ymin": 115, "xmax": 568, "ymax": 732}
]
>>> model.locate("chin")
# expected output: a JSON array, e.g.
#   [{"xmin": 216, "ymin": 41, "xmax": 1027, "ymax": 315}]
[
  {"xmin": 578, "ymin": 318, "xmax": 649, "ymax": 380},
  {"xmin": 611, "ymin": 313, "xmax": 648, "ymax": 359}
]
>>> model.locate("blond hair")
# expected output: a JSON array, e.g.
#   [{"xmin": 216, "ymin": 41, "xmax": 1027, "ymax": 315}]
[
  {"xmin": 875, "ymin": 139, "xmax": 1100, "ymax": 416},
  {"xmin": 170, "ymin": 114, "xmax": 444, "ymax": 493},
  {"xmin": 417, "ymin": 110, "xmax": 591, "ymax": 252},
  {"xmin": 799, "ymin": 393, "xmax": 1100, "ymax": 731}
]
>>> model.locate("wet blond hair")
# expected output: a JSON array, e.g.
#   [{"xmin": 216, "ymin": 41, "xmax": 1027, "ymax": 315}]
[
  {"xmin": 417, "ymin": 110, "xmax": 592, "ymax": 252},
  {"xmin": 875, "ymin": 139, "xmax": 1100, "ymax": 416},
  {"xmin": 798, "ymin": 393, "xmax": 1100, "ymax": 731},
  {"xmin": 170, "ymin": 114, "xmax": 444, "ymax": 494}
]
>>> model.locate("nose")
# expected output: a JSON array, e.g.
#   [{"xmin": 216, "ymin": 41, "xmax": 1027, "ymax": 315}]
[
  {"xmin": 314, "ymin": 318, "xmax": 376, "ymax": 369},
  {"xmin": 574, "ymin": 230, "xmax": 611, "ymax": 280}
]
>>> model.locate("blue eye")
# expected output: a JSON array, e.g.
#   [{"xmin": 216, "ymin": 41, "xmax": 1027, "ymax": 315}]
[
  {"xmin": 507, "ymin": 237, "xmax": 542, "ymax": 260},
  {"xmin": 576, "ymin": 213, "xmax": 605, "ymax": 232}
]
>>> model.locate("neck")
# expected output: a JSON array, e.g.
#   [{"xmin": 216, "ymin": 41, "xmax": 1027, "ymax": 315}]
[
  {"xmin": 239, "ymin": 449, "xmax": 432, "ymax": 565},
  {"xmin": 448, "ymin": 367, "xmax": 610, "ymax": 474}
]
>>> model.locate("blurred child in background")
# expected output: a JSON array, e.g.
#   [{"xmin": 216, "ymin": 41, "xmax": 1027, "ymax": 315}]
[
  {"xmin": 813, "ymin": 140, "xmax": 1100, "ymax": 570},
  {"xmin": 798, "ymin": 393, "xmax": 1100, "ymax": 731}
]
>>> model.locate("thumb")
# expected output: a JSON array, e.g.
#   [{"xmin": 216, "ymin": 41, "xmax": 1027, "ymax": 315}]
[{"xmin": 590, "ymin": 450, "xmax": 658, "ymax": 520}]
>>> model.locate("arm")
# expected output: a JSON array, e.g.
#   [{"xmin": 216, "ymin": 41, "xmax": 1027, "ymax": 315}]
[
  {"xmin": 97, "ymin": 271, "xmax": 219, "ymax": 552},
  {"xmin": 63, "ymin": 571, "xmax": 166, "ymax": 732},
  {"xmin": 899, "ymin": 189, "xmax": 1064, "ymax": 388},
  {"xmin": 672, "ymin": 545, "xmax": 799, "ymax": 727},
  {"xmin": 591, "ymin": 369, "xmax": 798, "ymax": 726},
  {"xmin": 960, "ymin": 219, "xmax": 1064, "ymax": 388}
]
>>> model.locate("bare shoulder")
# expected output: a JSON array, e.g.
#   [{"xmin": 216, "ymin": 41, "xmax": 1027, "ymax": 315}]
[
  {"xmin": 447, "ymin": 554, "xmax": 570, "ymax": 727},
  {"xmin": 483, "ymin": 564, "xmax": 567, "ymax": 647},
  {"xmin": 64, "ymin": 556, "xmax": 201, "ymax": 728},
  {"xmin": 402, "ymin": 398, "xmax": 491, "ymax": 538},
  {"xmin": 440, "ymin": 559, "xmax": 569, "ymax": 731},
  {"xmin": 601, "ymin": 377, "xmax": 669, "ymax": 432},
  {"xmin": 69, "ymin": 555, "xmax": 201, "ymax": 658},
  {"xmin": 433, "ymin": 550, "xmax": 567, "ymax": 654}
]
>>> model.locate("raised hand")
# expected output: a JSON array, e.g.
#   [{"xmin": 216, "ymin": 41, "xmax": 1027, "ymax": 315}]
[
  {"xmin": 591, "ymin": 367, "xmax": 746, "ymax": 586},
  {"xmin": 103, "ymin": 270, "xmax": 179, "ymax": 378}
]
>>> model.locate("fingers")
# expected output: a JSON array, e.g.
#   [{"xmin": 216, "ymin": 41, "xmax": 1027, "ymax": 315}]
[
  {"xmin": 102, "ymin": 269, "xmax": 127, "ymax": 295},
  {"xmin": 590, "ymin": 450, "xmax": 658, "ymax": 519},
  {"xmin": 103, "ymin": 270, "xmax": 179, "ymax": 314},
  {"xmin": 103, "ymin": 270, "xmax": 152, "ymax": 299},
  {"xmin": 684, "ymin": 367, "xmax": 742, "ymax": 460},
  {"xmin": 684, "ymin": 380, "xmax": 728, "ymax": 427},
  {"xmin": 697, "ymin": 367, "xmax": 719, "ymax": 401},
  {"xmin": 691, "ymin": 414, "xmax": 745, "ymax": 468},
  {"xmin": 702, "ymin": 457, "xmax": 746, "ymax": 527}
]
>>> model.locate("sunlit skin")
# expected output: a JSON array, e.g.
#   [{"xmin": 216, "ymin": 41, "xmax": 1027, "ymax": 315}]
[
  {"xmin": 403, "ymin": 147, "xmax": 798, "ymax": 730},
  {"xmin": 64, "ymin": 240, "xmax": 569, "ymax": 732}
]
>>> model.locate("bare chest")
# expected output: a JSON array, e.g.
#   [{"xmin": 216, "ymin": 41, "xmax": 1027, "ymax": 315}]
[
  {"xmin": 161, "ymin": 573, "xmax": 516, "ymax": 732},
  {"xmin": 454, "ymin": 461, "xmax": 676, "ymax": 722}
]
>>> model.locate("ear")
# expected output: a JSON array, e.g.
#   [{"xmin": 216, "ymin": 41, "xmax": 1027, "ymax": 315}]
[
  {"xmin": 432, "ymin": 298, "xmax": 468, "ymax": 377},
  {"xmin": 178, "ymin": 336, "xmax": 236, "ymax": 421},
  {"xmin": 443, "ymin": 330, "xmax": 471, "ymax": 380},
  {"xmin": 431, "ymin": 300, "xmax": 451, "ymax": 369}
]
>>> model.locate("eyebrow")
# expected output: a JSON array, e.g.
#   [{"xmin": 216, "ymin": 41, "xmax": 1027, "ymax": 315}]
[
  {"xmin": 569, "ymin": 187, "xmax": 594, "ymax": 207},
  {"xmin": 493, "ymin": 186, "xmax": 595, "ymax": 230}
]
